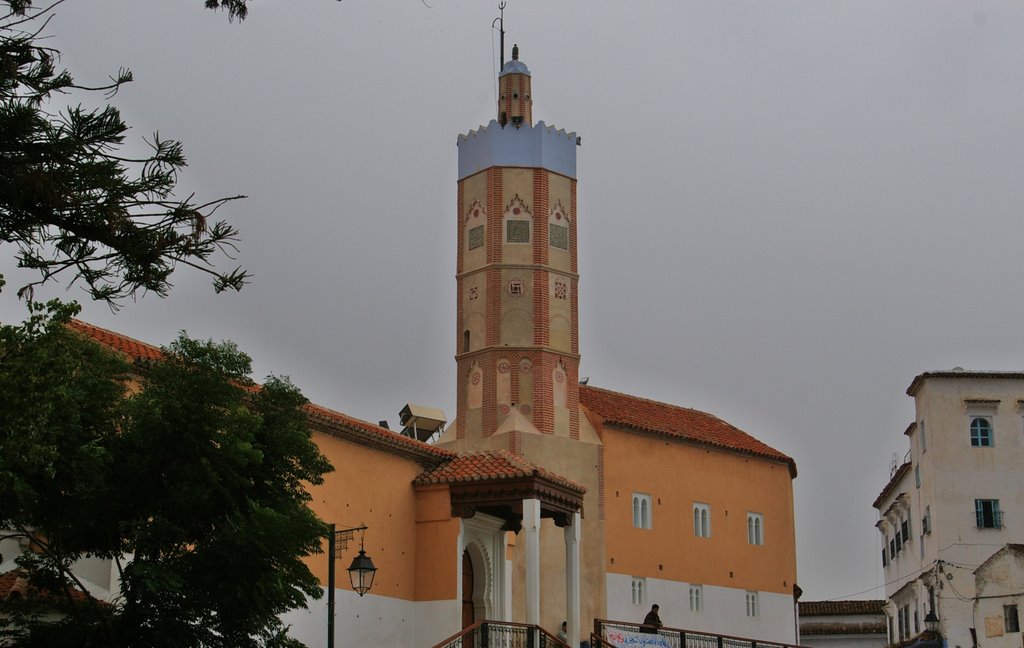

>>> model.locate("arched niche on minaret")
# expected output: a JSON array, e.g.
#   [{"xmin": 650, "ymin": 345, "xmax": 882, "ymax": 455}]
[
  {"xmin": 518, "ymin": 358, "xmax": 534, "ymax": 409},
  {"xmin": 464, "ymin": 199, "xmax": 487, "ymax": 272},
  {"xmin": 500, "ymin": 273, "xmax": 532, "ymax": 347},
  {"xmin": 502, "ymin": 195, "xmax": 532, "ymax": 265},
  {"xmin": 553, "ymin": 359, "xmax": 571, "ymax": 437},
  {"xmin": 467, "ymin": 362, "xmax": 483, "ymax": 410},
  {"xmin": 548, "ymin": 273, "xmax": 572, "ymax": 353},
  {"xmin": 496, "ymin": 358, "xmax": 512, "ymax": 404},
  {"xmin": 547, "ymin": 199, "xmax": 571, "ymax": 273},
  {"xmin": 552, "ymin": 361, "xmax": 568, "ymax": 408},
  {"xmin": 463, "ymin": 271, "xmax": 486, "ymax": 355}
]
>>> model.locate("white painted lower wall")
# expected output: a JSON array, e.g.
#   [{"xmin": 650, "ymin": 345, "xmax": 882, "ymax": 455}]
[
  {"xmin": 282, "ymin": 588, "xmax": 459, "ymax": 648},
  {"xmin": 799, "ymin": 634, "xmax": 887, "ymax": 648},
  {"xmin": 606, "ymin": 574, "xmax": 796, "ymax": 644}
]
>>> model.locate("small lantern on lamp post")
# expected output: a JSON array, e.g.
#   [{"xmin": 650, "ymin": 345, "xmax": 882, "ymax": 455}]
[
  {"xmin": 924, "ymin": 610, "xmax": 940, "ymax": 634},
  {"xmin": 327, "ymin": 524, "xmax": 377, "ymax": 648}
]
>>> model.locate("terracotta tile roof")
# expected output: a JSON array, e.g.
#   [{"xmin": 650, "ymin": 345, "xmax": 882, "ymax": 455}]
[
  {"xmin": 67, "ymin": 319, "xmax": 454, "ymax": 467},
  {"xmin": 305, "ymin": 402, "xmax": 454, "ymax": 465},
  {"xmin": 67, "ymin": 319, "xmax": 163, "ymax": 364},
  {"xmin": 872, "ymin": 461, "xmax": 911, "ymax": 509},
  {"xmin": 800, "ymin": 600, "xmax": 886, "ymax": 616},
  {"xmin": 414, "ymin": 449, "xmax": 586, "ymax": 494},
  {"xmin": 0, "ymin": 569, "xmax": 98, "ymax": 606},
  {"xmin": 579, "ymin": 385, "xmax": 797, "ymax": 477}
]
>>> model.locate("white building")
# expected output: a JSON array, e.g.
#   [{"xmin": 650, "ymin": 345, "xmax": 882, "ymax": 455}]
[
  {"xmin": 973, "ymin": 545, "xmax": 1024, "ymax": 648},
  {"xmin": 873, "ymin": 370, "xmax": 1024, "ymax": 648},
  {"xmin": 798, "ymin": 600, "xmax": 887, "ymax": 648}
]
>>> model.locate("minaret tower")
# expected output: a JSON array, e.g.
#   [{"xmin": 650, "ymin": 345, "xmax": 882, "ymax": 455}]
[{"xmin": 454, "ymin": 46, "xmax": 581, "ymax": 449}]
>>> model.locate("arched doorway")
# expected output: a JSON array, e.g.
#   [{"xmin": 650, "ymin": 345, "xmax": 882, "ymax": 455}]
[{"xmin": 462, "ymin": 548, "xmax": 475, "ymax": 628}]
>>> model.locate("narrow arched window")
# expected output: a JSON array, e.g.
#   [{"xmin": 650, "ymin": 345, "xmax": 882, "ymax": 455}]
[
  {"xmin": 463, "ymin": 330, "xmax": 470, "ymax": 353},
  {"xmin": 694, "ymin": 503, "xmax": 710, "ymax": 537},
  {"xmin": 747, "ymin": 512, "xmax": 764, "ymax": 545},
  {"xmin": 632, "ymin": 493, "xmax": 651, "ymax": 529}
]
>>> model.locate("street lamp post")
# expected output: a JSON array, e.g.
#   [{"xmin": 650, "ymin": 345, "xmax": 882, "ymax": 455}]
[{"xmin": 327, "ymin": 524, "xmax": 377, "ymax": 648}]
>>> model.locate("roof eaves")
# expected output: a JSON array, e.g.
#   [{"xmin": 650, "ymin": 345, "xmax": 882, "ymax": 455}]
[
  {"xmin": 603, "ymin": 418, "xmax": 798, "ymax": 478},
  {"xmin": 907, "ymin": 370, "xmax": 1024, "ymax": 396},
  {"xmin": 306, "ymin": 404, "xmax": 454, "ymax": 468},
  {"xmin": 580, "ymin": 385, "xmax": 798, "ymax": 477},
  {"xmin": 873, "ymin": 462, "xmax": 912, "ymax": 509}
]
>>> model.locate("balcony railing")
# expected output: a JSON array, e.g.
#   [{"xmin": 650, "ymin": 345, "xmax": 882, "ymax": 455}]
[
  {"xmin": 975, "ymin": 509, "xmax": 1004, "ymax": 529},
  {"xmin": 432, "ymin": 620, "xmax": 569, "ymax": 648},
  {"xmin": 593, "ymin": 619, "xmax": 805, "ymax": 648}
]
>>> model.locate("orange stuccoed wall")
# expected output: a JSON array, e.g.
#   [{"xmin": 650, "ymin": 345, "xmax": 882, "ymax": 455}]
[
  {"xmin": 304, "ymin": 431, "xmax": 460, "ymax": 602},
  {"xmin": 602, "ymin": 426, "xmax": 797, "ymax": 595}
]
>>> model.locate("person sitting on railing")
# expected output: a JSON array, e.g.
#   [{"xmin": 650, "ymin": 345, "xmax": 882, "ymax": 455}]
[{"xmin": 640, "ymin": 604, "xmax": 663, "ymax": 633}]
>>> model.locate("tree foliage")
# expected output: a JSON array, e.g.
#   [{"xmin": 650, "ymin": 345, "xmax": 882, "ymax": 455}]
[
  {"xmin": 0, "ymin": 303, "xmax": 333, "ymax": 647},
  {"xmin": 0, "ymin": 0, "xmax": 251, "ymax": 306}
]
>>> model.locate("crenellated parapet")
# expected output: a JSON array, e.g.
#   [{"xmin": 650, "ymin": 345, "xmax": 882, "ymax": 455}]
[{"xmin": 457, "ymin": 120, "xmax": 579, "ymax": 180}]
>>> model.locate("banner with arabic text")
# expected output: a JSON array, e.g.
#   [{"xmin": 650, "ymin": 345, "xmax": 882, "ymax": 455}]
[{"xmin": 604, "ymin": 628, "xmax": 674, "ymax": 648}]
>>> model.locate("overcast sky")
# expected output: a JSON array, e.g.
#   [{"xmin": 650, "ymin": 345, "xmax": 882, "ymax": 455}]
[{"xmin": 4, "ymin": 0, "xmax": 1024, "ymax": 603}]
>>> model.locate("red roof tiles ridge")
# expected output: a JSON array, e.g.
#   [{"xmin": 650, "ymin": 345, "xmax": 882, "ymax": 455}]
[
  {"xmin": 304, "ymin": 402, "xmax": 455, "ymax": 466},
  {"xmin": 0, "ymin": 569, "xmax": 98, "ymax": 605},
  {"xmin": 414, "ymin": 449, "xmax": 586, "ymax": 495},
  {"xmin": 67, "ymin": 319, "xmax": 454, "ymax": 466},
  {"xmin": 799, "ymin": 600, "xmax": 886, "ymax": 616},
  {"xmin": 67, "ymin": 319, "xmax": 164, "ymax": 363},
  {"xmin": 578, "ymin": 384, "xmax": 797, "ymax": 477}
]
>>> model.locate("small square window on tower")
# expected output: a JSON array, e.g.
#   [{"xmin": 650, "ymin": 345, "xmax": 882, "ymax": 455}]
[{"xmin": 508, "ymin": 278, "xmax": 524, "ymax": 295}]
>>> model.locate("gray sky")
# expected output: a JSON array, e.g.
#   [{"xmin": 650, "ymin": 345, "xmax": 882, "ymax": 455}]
[{"xmin": 5, "ymin": 0, "xmax": 1024, "ymax": 603}]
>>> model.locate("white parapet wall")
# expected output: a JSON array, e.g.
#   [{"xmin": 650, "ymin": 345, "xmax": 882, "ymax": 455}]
[
  {"xmin": 283, "ymin": 588, "xmax": 459, "ymax": 648},
  {"xmin": 606, "ymin": 573, "xmax": 796, "ymax": 644}
]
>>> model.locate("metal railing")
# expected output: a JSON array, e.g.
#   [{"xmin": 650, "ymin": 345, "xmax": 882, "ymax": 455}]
[
  {"xmin": 593, "ymin": 619, "xmax": 805, "ymax": 648},
  {"xmin": 975, "ymin": 509, "xmax": 1004, "ymax": 529},
  {"xmin": 433, "ymin": 620, "xmax": 570, "ymax": 648}
]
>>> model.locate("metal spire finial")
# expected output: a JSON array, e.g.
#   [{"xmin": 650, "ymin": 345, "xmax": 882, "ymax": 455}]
[{"xmin": 497, "ymin": 3, "xmax": 506, "ymax": 68}]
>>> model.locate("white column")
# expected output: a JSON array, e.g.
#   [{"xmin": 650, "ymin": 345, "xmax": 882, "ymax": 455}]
[
  {"xmin": 503, "ymin": 532, "xmax": 513, "ymax": 622},
  {"xmin": 565, "ymin": 512, "xmax": 581, "ymax": 648},
  {"xmin": 523, "ymin": 497, "xmax": 542, "ymax": 626}
]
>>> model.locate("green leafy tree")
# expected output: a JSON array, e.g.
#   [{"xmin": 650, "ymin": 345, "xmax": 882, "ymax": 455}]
[
  {"xmin": 0, "ymin": 303, "xmax": 333, "ymax": 647},
  {"xmin": 0, "ymin": 0, "xmax": 253, "ymax": 306}
]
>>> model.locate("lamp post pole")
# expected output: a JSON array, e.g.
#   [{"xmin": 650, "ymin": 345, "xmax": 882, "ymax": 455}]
[
  {"xmin": 328, "ymin": 523, "xmax": 337, "ymax": 648},
  {"xmin": 327, "ymin": 524, "xmax": 373, "ymax": 648}
]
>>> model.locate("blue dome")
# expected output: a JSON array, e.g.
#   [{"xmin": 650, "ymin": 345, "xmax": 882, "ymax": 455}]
[{"xmin": 499, "ymin": 59, "xmax": 531, "ymax": 77}]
